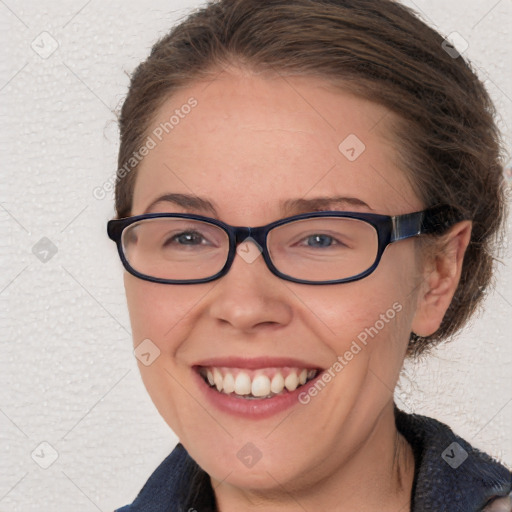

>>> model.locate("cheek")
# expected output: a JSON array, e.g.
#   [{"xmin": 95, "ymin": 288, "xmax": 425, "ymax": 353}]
[
  {"xmin": 124, "ymin": 276, "xmax": 169, "ymax": 348},
  {"xmin": 123, "ymin": 273, "xmax": 216, "ymax": 350},
  {"xmin": 290, "ymin": 243, "xmax": 419, "ymax": 356},
  {"xmin": 294, "ymin": 279, "xmax": 411, "ymax": 340},
  {"xmin": 123, "ymin": 274, "xmax": 214, "ymax": 437}
]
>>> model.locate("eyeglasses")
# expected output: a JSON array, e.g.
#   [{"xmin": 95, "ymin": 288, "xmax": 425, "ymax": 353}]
[{"xmin": 107, "ymin": 205, "xmax": 462, "ymax": 285}]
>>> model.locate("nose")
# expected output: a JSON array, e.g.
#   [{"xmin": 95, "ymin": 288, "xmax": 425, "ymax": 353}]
[{"xmin": 207, "ymin": 240, "xmax": 293, "ymax": 332}]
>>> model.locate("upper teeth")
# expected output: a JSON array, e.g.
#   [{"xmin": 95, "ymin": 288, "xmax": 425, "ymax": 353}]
[{"xmin": 201, "ymin": 367, "xmax": 317, "ymax": 398}]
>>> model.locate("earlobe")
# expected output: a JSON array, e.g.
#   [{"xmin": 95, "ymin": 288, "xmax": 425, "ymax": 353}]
[{"xmin": 411, "ymin": 220, "xmax": 472, "ymax": 337}]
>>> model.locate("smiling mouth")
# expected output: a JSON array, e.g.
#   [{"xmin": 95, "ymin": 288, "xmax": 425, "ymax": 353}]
[{"xmin": 197, "ymin": 366, "xmax": 320, "ymax": 399}]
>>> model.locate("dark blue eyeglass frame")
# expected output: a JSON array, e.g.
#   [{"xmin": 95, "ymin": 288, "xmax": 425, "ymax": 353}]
[{"xmin": 107, "ymin": 204, "xmax": 463, "ymax": 285}]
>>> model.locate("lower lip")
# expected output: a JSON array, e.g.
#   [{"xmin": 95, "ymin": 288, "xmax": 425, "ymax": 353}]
[{"xmin": 192, "ymin": 368, "xmax": 322, "ymax": 419}]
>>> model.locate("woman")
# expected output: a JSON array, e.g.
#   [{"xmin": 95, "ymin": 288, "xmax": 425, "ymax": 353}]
[{"xmin": 108, "ymin": 0, "xmax": 512, "ymax": 510}]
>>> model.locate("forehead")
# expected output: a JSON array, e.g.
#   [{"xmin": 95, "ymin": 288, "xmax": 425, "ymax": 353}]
[{"xmin": 131, "ymin": 71, "xmax": 421, "ymax": 220}]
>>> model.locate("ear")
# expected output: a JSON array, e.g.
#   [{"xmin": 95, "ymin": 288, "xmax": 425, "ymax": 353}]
[{"xmin": 411, "ymin": 220, "xmax": 472, "ymax": 337}]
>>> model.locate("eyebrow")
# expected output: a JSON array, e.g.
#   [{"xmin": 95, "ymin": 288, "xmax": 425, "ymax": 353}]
[
  {"xmin": 143, "ymin": 193, "xmax": 373, "ymax": 216},
  {"xmin": 282, "ymin": 196, "xmax": 373, "ymax": 214},
  {"xmin": 144, "ymin": 193, "xmax": 218, "ymax": 215}
]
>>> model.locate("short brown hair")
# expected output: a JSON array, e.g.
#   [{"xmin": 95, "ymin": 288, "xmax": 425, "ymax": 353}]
[{"xmin": 114, "ymin": 0, "xmax": 508, "ymax": 357}]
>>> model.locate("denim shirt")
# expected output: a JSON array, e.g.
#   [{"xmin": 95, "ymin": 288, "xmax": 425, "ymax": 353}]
[{"xmin": 116, "ymin": 405, "xmax": 512, "ymax": 512}]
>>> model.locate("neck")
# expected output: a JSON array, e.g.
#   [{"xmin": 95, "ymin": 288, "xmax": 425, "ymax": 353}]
[{"xmin": 213, "ymin": 401, "xmax": 416, "ymax": 511}]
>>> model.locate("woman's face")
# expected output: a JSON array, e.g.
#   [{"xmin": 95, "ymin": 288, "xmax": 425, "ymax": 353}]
[{"xmin": 124, "ymin": 71, "xmax": 425, "ymax": 493}]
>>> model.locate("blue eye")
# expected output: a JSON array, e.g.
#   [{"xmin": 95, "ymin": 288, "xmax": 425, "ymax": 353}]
[
  {"xmin": 162, "ymin": 230, "xmax": 213, "ymax": 249},
  {"xmin": 171, "ymin": 231, "xmax": 206, "ymax": 245},
  {"xmin": 303, "ymin": 234, "xmax": 337, "ymax": 247}
]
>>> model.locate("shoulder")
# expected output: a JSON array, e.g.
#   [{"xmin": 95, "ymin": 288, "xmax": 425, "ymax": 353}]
[
  {"xmin": 114, "ymin": 443, "xmax": 215, "ymax": 512},
  {"xmin": 395, "ymin": 405, "xmax": 512, "ymax": 512}
]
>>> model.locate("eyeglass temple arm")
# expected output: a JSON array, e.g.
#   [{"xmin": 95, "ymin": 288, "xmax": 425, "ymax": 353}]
[{"xmin": 390, "ymin": 205, "xmax": 465, "ymax": 242}]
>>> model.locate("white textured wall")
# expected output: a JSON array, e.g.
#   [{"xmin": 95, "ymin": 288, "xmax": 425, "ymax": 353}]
[{"xmin": 1, "ymin": 1, "xmax": 510, "ymax": 510}]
